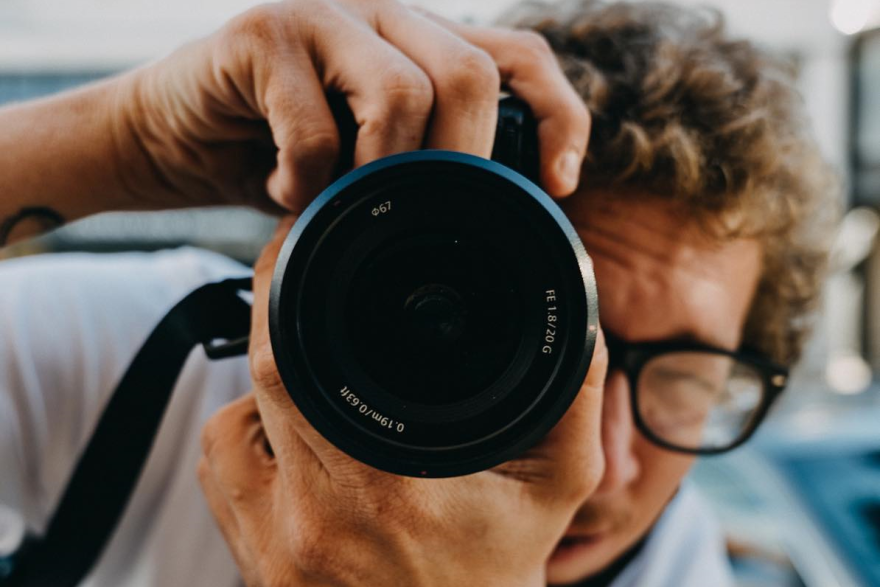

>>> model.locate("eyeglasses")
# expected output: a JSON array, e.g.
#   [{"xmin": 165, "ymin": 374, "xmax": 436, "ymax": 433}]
[{"xmin": 605, "ymin": 332, "xmax": 789, "ymax": 455}]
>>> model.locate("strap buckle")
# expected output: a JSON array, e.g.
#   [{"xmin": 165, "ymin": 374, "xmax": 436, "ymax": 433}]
[{"xmin": 200, "ymin": 277, "xmax": 253, "ymax": 360}]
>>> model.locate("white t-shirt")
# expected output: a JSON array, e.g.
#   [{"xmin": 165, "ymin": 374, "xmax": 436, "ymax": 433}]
[{"xmin": 0, "ymin": 248, "xmax": 733, "ymax": 587}]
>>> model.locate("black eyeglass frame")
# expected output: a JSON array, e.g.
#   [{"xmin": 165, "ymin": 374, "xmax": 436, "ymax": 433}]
[{"xmin": 604, "ymin": 333, "xmax": 789, "ymax": 455}]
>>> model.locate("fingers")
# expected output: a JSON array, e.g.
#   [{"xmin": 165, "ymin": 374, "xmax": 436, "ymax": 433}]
[
  {"xmin": 504, "ymin": 326, "xmax": 607, "ymax": 503},
  {"xmin": 262, "ymin": 67, "xmax": 341, "ymax": 212},
  {"xmin": 199, "ymin": 394, "xmax": 276, "ymax": 510},
  {"xmin": 198, "ymin": 394, "xmax": 276, "ymax": 586},
  {"xmin": 243, "ymin": 0, "xmax": 588, "ymax": 200},
  {"xmin": 222, "ymin": 5, "xmax": 341, "ymax": 211},
  {"xmin": 225, "ymin": 0, "xmax": 589, "ymax": 214},
  {"xmin": 248, "ymin": 217, "xmax": 368, "ymax": 474},
  {"xmin": 307, "ymin": 2, "xmax": 434, "ymax": 166},
  {"xmin": 248, "ymin": 216, "xmax": 326, "ymax": 451},
  {"xmin": 248, "ymin": 215, "xmax": 298, "ymax": 403},
  {"xmin": 419, "ymin": 11, "xmax": 591, "ymax": 197},
  {"xmin": 356, "ymin": 2, "xmax": 501, "ymax": 157},
  {"xmin": 198, "ymin": 461, "xmax": 265, "ymax": 587},
  {"xmin": 548, "ymin": 325, "xmax": 607, "ymax": 461},
  {"xmin": 583, "ymin": 326, "xmax": 609, "ymax": 396}
]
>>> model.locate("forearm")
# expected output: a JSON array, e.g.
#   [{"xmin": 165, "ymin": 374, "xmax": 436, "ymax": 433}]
[{"xmin": 0, "ymin": 76, "xmax": 137, "ymax": 245}]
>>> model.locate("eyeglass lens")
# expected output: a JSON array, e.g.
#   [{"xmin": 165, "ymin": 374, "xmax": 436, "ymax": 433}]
[{"xmin": 636, "ymin": 352, "xmax": 765, "ymax": 451}]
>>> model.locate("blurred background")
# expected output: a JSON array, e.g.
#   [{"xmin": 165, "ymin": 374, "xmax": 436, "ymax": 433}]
[{"xmin": 1, "ymin": 0, "xmax": 879, "ymax": 585}]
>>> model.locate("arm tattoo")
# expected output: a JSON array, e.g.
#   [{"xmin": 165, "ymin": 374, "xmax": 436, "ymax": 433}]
[{"xmin": 0, "ymin": 206, "xmax": 66, "ymax": 246}]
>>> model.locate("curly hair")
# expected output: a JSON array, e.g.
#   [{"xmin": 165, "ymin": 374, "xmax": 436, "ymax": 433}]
[{"xmin": 499, "ymin": 0, "xmax": 839, "ymax": 365}]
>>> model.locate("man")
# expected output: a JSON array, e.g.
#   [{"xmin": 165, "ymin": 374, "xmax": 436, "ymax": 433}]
[{"xmin": 0, "ymin": 1, "xmax": 835, "ymax": 586}]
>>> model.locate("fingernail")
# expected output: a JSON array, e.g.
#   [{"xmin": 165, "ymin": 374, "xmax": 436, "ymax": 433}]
[{"xmin": 557, "ymin": 149, "xmax": 582, "ymax": 193}]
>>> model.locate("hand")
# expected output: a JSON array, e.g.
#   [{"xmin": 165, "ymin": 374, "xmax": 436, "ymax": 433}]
[
  {"xmin": 197, "ymin": 218, "xmax": 608, "ymax": 587},
  {"xmin": 113, "ymin": 0, "xmax": 591, "ymax": 215}
]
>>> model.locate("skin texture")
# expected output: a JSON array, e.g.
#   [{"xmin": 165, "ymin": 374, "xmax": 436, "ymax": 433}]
[
  {"xmin": 545, "ymin": 194, "xmax": 763, "ymax": 585},
  {"xmin": 198, "ymin": 217, "xmax": 608, "ymax": 587},
  {"xmin": 0, "ymin": 0, "xmax": 590, "ymax": 244}
]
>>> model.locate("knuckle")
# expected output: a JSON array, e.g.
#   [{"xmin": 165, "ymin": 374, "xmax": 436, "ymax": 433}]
[
  {"xmin": 200, "ymin": 414, "xmax": 223, "ymax": 457},
  {"xmin": 290, "ymin": 125, "xmax": 341, "ymax": 165},
  {"xmin": 226, "ymin": 4, "xmax": 283, "ymax": 48},
  {"xmin": 289, "ymin": 516, "xmax": 341, "ymax": 579},
  {"xmin": 378, "ymin": 66, "xmax": 435, "ymax": 116},
  {"xmin": 512, "ymin": 29, "xmax": 555, "ymax": 65},
  {"xmin": 565, "ymin": 472, "xmax": 592, "ymax": 505},
  {"xmin": 337, "ymin": 474, "xmax": 408, "ymax": 519},
  {"xmin": 439, "ymin": 48, "xmax": 500, "ymax": 102},
  {"xmin": 561, "ymin": 452, "xmax": 604, "ymax": 505},
  {"xmin": 226, "ymin": 481, "xmax": 250, "ymax": 506},
  {"xmin": 248, "ymin": 342, "xmax": 284, "ymax": 392}
]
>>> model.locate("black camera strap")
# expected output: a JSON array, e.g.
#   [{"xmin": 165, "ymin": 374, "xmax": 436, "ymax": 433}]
[{"xmin": 0, "ymin": 278, "xmax": 253, "ymax": 587}]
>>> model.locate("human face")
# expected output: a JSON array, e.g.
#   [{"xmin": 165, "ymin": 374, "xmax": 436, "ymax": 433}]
[{"xmin": 545, "ymin": 192, "xmax": 763, "ymax": 585}]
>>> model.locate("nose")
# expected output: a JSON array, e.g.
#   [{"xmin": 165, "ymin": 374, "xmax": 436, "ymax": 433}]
[{"xmin": 592, "ymin": 370, "xmax": 640, "ymax": 496}]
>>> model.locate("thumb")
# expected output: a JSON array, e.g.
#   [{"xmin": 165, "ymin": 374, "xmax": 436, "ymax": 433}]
[{"xmin": 494, "ymin": 327, "xmax": 607, "ymax": 502}]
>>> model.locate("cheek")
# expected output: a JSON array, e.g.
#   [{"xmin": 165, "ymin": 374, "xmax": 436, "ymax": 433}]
[{"xmin": 632, "ymin": 438, "xmax": 696, "ymax": 502}]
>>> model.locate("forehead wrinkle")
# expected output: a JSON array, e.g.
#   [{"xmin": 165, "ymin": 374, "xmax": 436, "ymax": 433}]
[
  {"xmin": 570, "ymin": 213, "xmax": 739, "ymax": 288},
  {"xmin": 571, "ymin": 218, "xmax": 755, "ymax": 350},
  {"xmin": 561, "ymin": 192, "xmax": 762, "ymax": 347},
  {"xmin": 576, "ymin": 231, "xmax": 640, "ymax": 274},
  {"xmin": 596, "ymin": 253, "xmax": 739, "ymax": 348},
  {"xmin": 561, "ymin": 192, "xmax": 726, "ymax": 277},
  {"xmin": 573, "ymin": 221, "xmax": 676, "ymax": 267},
  {"xmin": 574, "ymin": 221, "xmax": 716, "ymax": 290}
]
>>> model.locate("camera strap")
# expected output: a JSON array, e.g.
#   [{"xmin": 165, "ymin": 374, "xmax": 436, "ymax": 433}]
[{"xmin": 0, "ymin": 278, "xmax": 253, "ymax": 587}]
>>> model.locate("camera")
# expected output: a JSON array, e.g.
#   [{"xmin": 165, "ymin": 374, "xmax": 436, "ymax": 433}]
[
  {"xmin": 0, "ymin": 100, "xmax": 599, "ymax": 587},
  {"xmin": 268, "ymin": 98, "xmax": 599, "ymax": 478}
]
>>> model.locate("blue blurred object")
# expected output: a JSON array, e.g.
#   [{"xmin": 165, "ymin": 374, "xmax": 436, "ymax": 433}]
[
  {"xmin": 693, "ymin": 400, "xmax": 880, "ymax": 587},
  {"xmin": 761, "ymin": 408, "xmax": 880, "ymax": 586},
  {"xmin": 0, "ymin": 73, "xmax": 108, "ymax": 105}
]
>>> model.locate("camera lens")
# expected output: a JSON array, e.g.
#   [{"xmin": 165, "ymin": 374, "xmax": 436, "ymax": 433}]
[
  {"xmin": 348, "ymin": 232, "xmax": 522, "ymax": 406},
  {"xmin": 270, "ymin": 151, "xmax": 598, "ymax": 477}
]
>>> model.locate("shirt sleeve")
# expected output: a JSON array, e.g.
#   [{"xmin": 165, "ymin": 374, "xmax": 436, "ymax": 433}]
[{"xmin": 0, "ymin": 248, "xmax": 251, "ymax": 536}]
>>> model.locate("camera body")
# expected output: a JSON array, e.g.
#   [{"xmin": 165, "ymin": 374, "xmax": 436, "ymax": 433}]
[{"xmin": 269, "ymin": 99, "xmax": 598, "ymax": 477}]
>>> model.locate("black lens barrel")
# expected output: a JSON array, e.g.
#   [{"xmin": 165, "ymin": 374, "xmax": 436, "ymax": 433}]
[{"xmin": 269, "ymin": 151, "xmax": 598, "ymax": 477}]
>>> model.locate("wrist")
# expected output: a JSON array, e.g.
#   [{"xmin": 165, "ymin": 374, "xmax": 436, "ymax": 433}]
[
  {"xmin": 107, "ymin": 37, "xmax": 248, "ymax": 212},
  {"xmin": 108, "ymin": 65, "xmax": 175, "ymax": 211}
]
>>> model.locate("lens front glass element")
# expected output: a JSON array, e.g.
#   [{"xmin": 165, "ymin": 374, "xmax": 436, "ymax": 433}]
[
  {"xmin": 347, "ymin": 231, "xmax": 522, "ymax": 406},
  {"xmin": 636, "ymin": 352, "xmax": 765, "ymax": 451}
]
